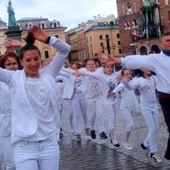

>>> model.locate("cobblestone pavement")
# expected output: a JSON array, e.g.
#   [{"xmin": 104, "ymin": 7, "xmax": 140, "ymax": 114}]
[{"xmin": 59, "ymin": 99, "xmax": 170, "ymax": 170}]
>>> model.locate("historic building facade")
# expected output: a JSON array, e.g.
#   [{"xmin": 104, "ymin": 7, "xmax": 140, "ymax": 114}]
[
  {"xmin": 0, "ymin": 18, "xmax": 7, "ymax": 55},
  {"xmin": 66, "ymin": 15, "xmax": 121, "ymax": 63},
  {"xmin": 17, "ymin": 17, "xmax": 67, "ymax": 66},
  {"xmin": 116, "ymin": 0, "xmax": 170, "ymax": 56}
]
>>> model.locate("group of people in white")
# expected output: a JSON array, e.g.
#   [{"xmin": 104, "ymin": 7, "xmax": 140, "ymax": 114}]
[
  {"xmin": 0, "ymin": 26, "xmax": 170, "ymax": 170},
  {"xmin": 56, "ymin": 57, "xmax": 162, "ymax": 164}
]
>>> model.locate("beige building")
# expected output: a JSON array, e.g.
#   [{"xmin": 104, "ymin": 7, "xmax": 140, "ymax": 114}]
[
  {"xmin": 17, "ymin": 17, "xmax": 67, "ymax": 66},
  {"xmin": 0, "ymin": 18, "xmax": 8, "ymax": 55},
  {"xmin": 66, "ymin": 15, "xmax": 121, "ymax": 63}
]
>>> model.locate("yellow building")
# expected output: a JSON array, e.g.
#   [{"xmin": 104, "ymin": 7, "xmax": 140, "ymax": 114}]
[
  {"xmin": 0, "ymin": 18, "xmax": 8, "ymax": 55},
  {"xmin": 66, "ymin": 15, "xmax": 121, "ymax": 63},
  {"xmin": 17, "ymin": 17, "xmax": 67, "ymax": 66},
  {"xmin": 85, "ymin": 24, "xmax": 121, "ymax": 58}
]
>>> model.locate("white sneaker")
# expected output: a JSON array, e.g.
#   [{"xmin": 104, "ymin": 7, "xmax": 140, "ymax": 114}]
[
  {"xmin": 150, "ymin": 153, "xmax": 163, "ymax": 163},
  {"xmin": 84, "ymin": 128, "xmax": 91, "ymax": 136},
  {"xmin": 123, "ymin": 141, "xmax": 133, "ymax": 150}
]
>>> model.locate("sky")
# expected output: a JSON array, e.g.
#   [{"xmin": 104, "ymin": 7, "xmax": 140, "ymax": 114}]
[{"xmin": 0, "ymin": 0, "xmax": 118, "ymax": 29}]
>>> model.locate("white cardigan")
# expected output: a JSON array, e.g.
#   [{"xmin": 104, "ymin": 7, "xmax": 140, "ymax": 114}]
[{"xmin": 0, "ymin": 37, "xmax": 71, "ymax": 144}]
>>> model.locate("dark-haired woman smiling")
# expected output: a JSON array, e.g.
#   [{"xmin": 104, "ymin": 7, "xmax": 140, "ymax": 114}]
[{"xmin": 0, "ymin": 26, "xmax": 71, "ymax": 170}]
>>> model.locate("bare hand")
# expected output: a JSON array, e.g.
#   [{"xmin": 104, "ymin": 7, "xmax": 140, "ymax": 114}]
[
  {"xmin": 31, "ymin": 26, "xmax": 48, "ymax": 43},
  {"xmin": 107, "ymin": 91, "xmax": 115, "ymax": 98}
]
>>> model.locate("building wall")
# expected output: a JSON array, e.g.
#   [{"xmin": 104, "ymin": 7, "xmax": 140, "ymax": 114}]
[
  {"xmin": 0, "ymin": 26, "xmax": 7, "ymax": 55},
  {"xmin": 85, "ymin": 28, "xmax": 121, "ymax": 58}
]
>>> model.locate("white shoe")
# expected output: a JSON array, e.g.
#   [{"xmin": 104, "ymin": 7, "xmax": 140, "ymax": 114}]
[
  {"xmin": 84, "ymin": 128, "xmax": 91, "ymax": 136},
  {"xmin": 123, "ymin": 141, "xmax": 133, "ymax": 150},
  {"xmin": 150, "ymin": 153, "xmax": 163, "ymax": 163}
]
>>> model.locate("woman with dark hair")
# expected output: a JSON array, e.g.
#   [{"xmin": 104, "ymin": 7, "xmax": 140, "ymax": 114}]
[
  {"xmin": 0, "ymin": 52, "xmax": 21, "ymax": 170},
  {"xmin": 0, "ymin": 26, "xmax": 70, "ymax": 170}
]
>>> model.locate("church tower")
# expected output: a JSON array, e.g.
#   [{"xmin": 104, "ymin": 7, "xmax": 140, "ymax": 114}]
[{"xmin": 116, "ymin": 0, "xmax": 169, "ymax": 55}]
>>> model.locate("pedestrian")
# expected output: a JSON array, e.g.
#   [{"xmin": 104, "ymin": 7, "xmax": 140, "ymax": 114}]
[
  {"xmin": 0, "ymin": 52, "xmax": 22, "ymax": 170},
  {"xmin": 0, "ymin": 25, "xmax": 70, "ymax": 170},
  {"xmin": 104, "ymin": 31, "xmax": 170, "ymax": 160},
  {"xmin": 122, "ymin": 69, "xmax": 162, "ymax": 162},
  {"xmin": 60, "ymin": 63, "xmax": 91, "ymax": 142},
  {"xmin": 78, "ymin": 63, "xmax": 121, "ymax": 147},
  {"xmin": 110, "ymin": 68, "xmax": 139, "ymax": 150}
]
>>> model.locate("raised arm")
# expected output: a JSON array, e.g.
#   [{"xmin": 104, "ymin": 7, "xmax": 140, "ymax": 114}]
[{"xmin": 31, "ymin": 26, "xmax": 71, "ymax": 77}]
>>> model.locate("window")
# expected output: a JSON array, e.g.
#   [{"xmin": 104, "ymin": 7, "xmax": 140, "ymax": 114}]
[
  {"xmin": 99, "ymin": 35, "xmax": 103, "ymax": 40},
  {"xmin": 44, "ymin": 51, "xmax": 49, "ymax": 59},
  {"xmin": 117, "ymin": 33, "xmax": 120, "ymax": 38},
  {"xmin": 100, "ymin": 42, "xmax": 104, "ymax": 47},
  {"xmin": 124, "ymin": 20, "xmax": 130, "ymax": 29},
  {"xmin": 106, "ymin": 34, "xmax": 109, "ymax": 39},
  {"xmin": 127, "ymin": 2, "xmax": 132, "ymax": 14},
  {"xmin": 55, "ymin": 35, "xmax": 59, "ymax": 38},
  {"xmin": 118, "ymin": 41, "xmax": 121, "ymax": 45},
  {"xmin": 42, "ymin": 23, "xmax": 45, "ymax": 29},
  {"xmin": 132, "ymin": 19, "xmax": 137, "ymax": 27},
  {"xmin": 119, "ymin": 49, "xmax": 122, "ymax": 54},
  {"xmin": 54, "ymin": 22, "xmax": 57, "ymax": 27},
  {"xmin": 168, "ymin": 11, "xmax": 170, "ymax": 22}
]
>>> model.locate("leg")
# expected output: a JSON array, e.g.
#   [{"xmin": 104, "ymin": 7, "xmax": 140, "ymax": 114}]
[{"xmin": 159, "ymin": 97, "xmax": 170, "ymax": 160}]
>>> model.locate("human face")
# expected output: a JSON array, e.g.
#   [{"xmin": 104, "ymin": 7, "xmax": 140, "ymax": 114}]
[
  {"xmin": 141, "ymin": 69, "xmax": 151, "ymax": 77},
  {"xmin": 160, "ymin": 35, "xmax": 170, "ymax": 51},
  {"xmin": 86, "ymin": 60, "xmax": 96, "ymax": 72},
  {"xmin": 4, "ymin": 57, "xmax": 19, "ymax": 71},
  {"xmin": 123, "ymin": 69, "xmax": 132, "ymax": 81},
  {"xmin": 20, "ymin": 50, "xmax": 41, "ymax": 78},
  {"xmin": 104, "ymin": 64, "xmax": 113, "ymax": 75}
]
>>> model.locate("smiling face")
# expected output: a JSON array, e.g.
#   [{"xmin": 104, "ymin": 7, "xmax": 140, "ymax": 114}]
[
  {"xmin": 20, "ymin": 49, "xmax": 41, "ymax": 78},
  {"xmin": 123, "ymin": 69, "xmax": 132, "ymax": 81},
  {"xmin": 104, "ymin": 64, "xmax": 113, "ymax": 75},
  {"xmin": 86, "ymin": 59, "xmax": 96, "ymax": 72},
  {"xmin": 4, "ymin": 57, "xmax": 19, "ymax": 71}
]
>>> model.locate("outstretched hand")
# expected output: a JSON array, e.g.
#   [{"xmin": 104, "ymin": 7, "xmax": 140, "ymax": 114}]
[
  {"xmin": 31, "ymin": 26, "xmax": 48, "ymax": 43},
  {"xmin": 98, "ymin": 51, "xmax": 121, "ymax": 65}
]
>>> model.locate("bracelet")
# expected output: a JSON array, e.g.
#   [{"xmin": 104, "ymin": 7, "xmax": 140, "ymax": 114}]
[{"xmin": 45, "ymin": 36, "xmax": 51, "ymax": 44}]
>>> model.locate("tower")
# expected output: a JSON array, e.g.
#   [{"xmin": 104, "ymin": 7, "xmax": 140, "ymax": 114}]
[{"xmin": 116, "ymin": 0, "xmax": 169, "ymax": 55}]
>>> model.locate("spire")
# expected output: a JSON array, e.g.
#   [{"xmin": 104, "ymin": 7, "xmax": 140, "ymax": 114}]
[{"xmin": 7, "ymin": 0, "xmax": 17, "ymax": 28}]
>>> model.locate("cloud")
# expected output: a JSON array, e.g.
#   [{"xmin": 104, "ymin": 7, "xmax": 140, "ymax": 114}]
[{"xmin": 0, "ymin": 0, "xmax": 117, "ymax": 29}]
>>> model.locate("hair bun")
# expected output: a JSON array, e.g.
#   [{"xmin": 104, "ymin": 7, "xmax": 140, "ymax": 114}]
[{"xmin": 25, "ymin": 32, "xmax": 35, "ymax": 45}]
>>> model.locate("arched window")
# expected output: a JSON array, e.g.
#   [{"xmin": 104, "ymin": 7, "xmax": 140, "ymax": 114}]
[
  {"xmin": 140, "ymin": 46, "xmax": 147, "ymax": 55},
  {"xmin": 124, "ymin": 20, "xmax": 130, "ymax": 29},
  {"xmin": 132, "ymin": 19, "xmax": 137, "ymax": 27},
  {"xmin": 168, "ymin": 11, "xmax": 170, "ymax": 22},
  {"xmin": 54, "ymin": 22, "xmax": 57, "ymax": 27},
  {"xmin": 41, "ymin": 23, "xmax": 45, "ymax": 29},
  {"xmin": 27, "ymin": 22, "xmax": 33, "ymax": 30}
]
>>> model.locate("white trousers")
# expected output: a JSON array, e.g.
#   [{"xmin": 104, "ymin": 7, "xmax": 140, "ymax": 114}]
[
  {"xmin": 62, "ymin": 99, "xmax": 73, "ymax": 126},
  {"xmin": 14, "ymin": 136, "xmax": 59, "ymax": 170},
  {"xmin": 0, "ymin": 136, "xmax": 15, "ymax": 170},
  {"xmin": 120, "ymin": 106, "xmax": 135, "ymax": 132},
  {"xmin": 86, "ymin": 97, "xmax": 105, "ymax": 132},
  {"xmin": 140, "ymin": 103, "xmax": 159, "ymax": 154},
  {"xmin": 103, "ymin": 102, "xmax": 119, "ymax": 130},
  {"xmin": 71, "ymin": 93, "xmax": 89, "ymax": 134}
]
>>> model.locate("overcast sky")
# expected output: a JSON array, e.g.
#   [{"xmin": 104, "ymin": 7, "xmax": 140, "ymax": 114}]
[{"xmin": 0, "ymin": 0, "xmax": 118, "ymax": 29}]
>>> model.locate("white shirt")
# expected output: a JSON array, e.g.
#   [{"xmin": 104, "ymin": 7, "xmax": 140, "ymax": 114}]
[
  {"xmin": 0, "ymin": 37, "xmax": 71, "ymax": 144},
  {"xmin": 121, "ymin": 52, "xmax": 170, "ymax": 94}
]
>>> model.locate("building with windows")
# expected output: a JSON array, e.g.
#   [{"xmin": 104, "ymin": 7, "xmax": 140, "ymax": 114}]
[
  {"xmin": 17, "ymin": 17, "xmax": 67, "ymax": 66},
  {"xmin": 66, "ymin": 15, "xmax": 121, "ymax": 63},
  {"xmin": 0, "ymin": 18, "xmax": 7, "ymax": 55},
  {"xmin": 116, "ymin": 0, "xmax": 170, "ymax": 55}
]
